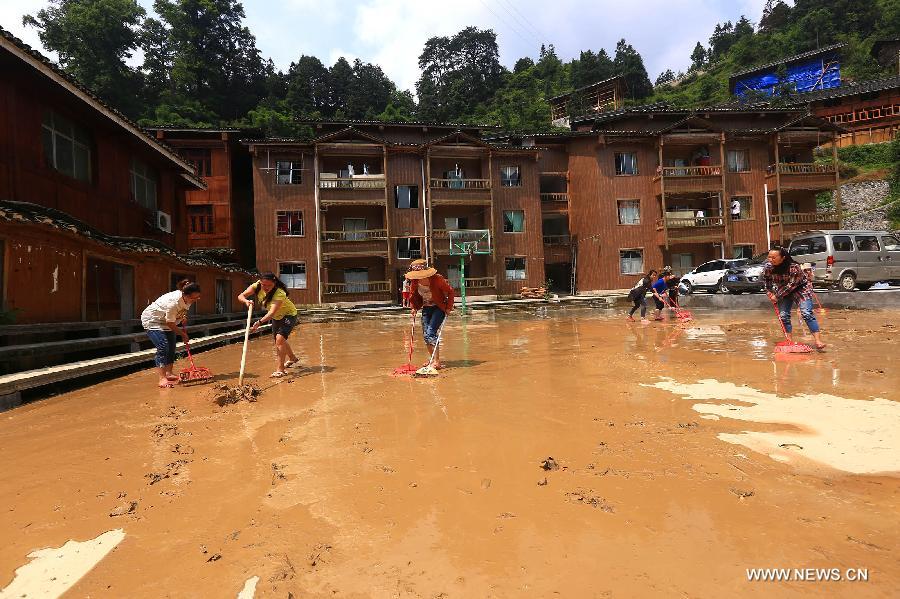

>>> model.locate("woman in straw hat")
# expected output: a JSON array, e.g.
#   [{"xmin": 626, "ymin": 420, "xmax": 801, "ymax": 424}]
[{"xmin": 406, "ymin": 261, "xmax": 455, "ymax": 370}]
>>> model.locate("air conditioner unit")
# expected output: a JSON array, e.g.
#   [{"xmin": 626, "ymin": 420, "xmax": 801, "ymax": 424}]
[{"xmin": 156, "ymin": 210, "xmax": 172, "ymax": 233}]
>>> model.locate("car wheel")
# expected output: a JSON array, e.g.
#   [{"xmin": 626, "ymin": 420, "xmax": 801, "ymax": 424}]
[
  {"xmin": 856, "ymin": 283, "xmax": 872, "ymax": 291},
  {"xmin": 681, "ymin": 281, "xmax": 693, "ymax": 295},
  {"xmin": 719, "ymin": 280, "xmax": 730, "ymax": 294},
  {"xmin": 838, "ymin": 273, "xmax": 856, "ymax": 292}
]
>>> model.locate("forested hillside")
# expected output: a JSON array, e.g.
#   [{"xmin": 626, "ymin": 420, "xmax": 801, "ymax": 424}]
[{"xmin": 18, "ymin": 0, "xmax": 900, "ymax": 136}]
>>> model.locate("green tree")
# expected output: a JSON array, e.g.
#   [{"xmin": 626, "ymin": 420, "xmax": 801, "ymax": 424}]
[
  {"xmin": 326, "ymin": 57, "xmax": 354, "ymax": 116},
  {"xmin": 655, "ymin": 69, "xmax": 676, "ymax": 86},
  {"xmin": 23, "ymin": 0, "xmax": 146, "ymax": 116},
  {"xmin": 346, "ymin": 59, "xmax": 394, "ymax": 119},
  {"xmin": 570, "ymin": 49, "xmax": 615, "ymax": 88},
  {"xmin": 613, "ymin": 39, "xmax": 653, "ymax": 99},
  {"xmin": 689, "ymin": 42, "xmax": 707, "ymax": 71},
  {"xmin": 285, "ymin": 55, "xmax": 329, "ymax": 116}
]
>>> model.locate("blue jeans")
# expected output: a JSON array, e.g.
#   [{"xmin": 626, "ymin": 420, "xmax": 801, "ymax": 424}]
[
  {"xmin": 421, "ymin": 306, "xmax": 446, "ymax": 345},
  {"xmin": 147, "ymin": 330, "xmax": 177, "ymax": 367},
  {"xmin": 778, "ymin": 296, "xmax": 819, "ymax": 334}
]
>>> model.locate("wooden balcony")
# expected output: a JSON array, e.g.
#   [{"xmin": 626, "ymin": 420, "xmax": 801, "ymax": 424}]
[
  {"xmin": 541, "ymin": 193, "xmax": 569, "ymax": 213},
  {"xmin": 318, "ymin": 176, "xmax": 386, "ymax": 189},
  {"xmin": 450, "ymin": 277, "xmax": 496, "ymax": 297},
  {"xmin": 321, "ymin": 229, "xmax": 388, "ymax": 257},
  {"xmin": 430, "ymin": 178, "xmax": 492, "ymax": 206},
  {"xmin": 323, "ymin": 280, "xmax": 392, "ymax": 303},
  {"xmin": 318, "ymin": 175, "xmax": 387, "ymax": 206},
  {"xmin": 540, "ymin": 193, "xmax": 568, "ymax": 203},
  {"xmin": 543, "ymin": 235, "xmax": 572, "ymax": 263},
  {"xmin": 655, "ymin": 216, "xmax": 726, "ymax": 246},
  {"xmin": 769, "ymin": 211, "xmax": 841, "ymax": 239},
  {"xmin": 542, "ymin": 234, "xmax": 571, "ymax": 245},
  {"xmin": 655, "ymin": 166, "xmax": 723, "ymax": 194},
  {"xmin": 766, "ymin": 163, "xmax": 836, "ymax": 190}
]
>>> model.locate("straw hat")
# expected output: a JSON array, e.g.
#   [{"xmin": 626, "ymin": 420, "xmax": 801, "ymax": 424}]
[
  {"xmin": 409, "ymin": 259, "xmax": 428, "ymax": 267},
  {"xmin": 405, "ymin": 261, "xmax": 437, "ymax": 280}
]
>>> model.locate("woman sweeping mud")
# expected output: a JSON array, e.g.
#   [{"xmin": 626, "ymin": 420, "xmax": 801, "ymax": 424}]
[
  {"xmin": 627, "ymin": 269, "xmax": 657, "ymax": 323},
  {"xmin": 141, "ymin": 279, "xmax": 202, "ymax": 388},
  {"xmin": 406, "ymin": 262, "xmax": 454, "ymax": 370},
  {"xmin": 238, "ymin": 273, "xmax": 300, "ymax": 377},
  {"xmin": 763, "ymin": 248, "xmax": 826, "ymax": 350}
]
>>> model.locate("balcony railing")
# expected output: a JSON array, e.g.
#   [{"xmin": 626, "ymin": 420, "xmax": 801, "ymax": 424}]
[
  {"xmin": 655, "ymin": 216, "xmax": 725, "ymax": 230},
  {"xmin": 543, "ymin": 234, "xmax": 571, "ymax": 245},
  {"xmin": 660, "ymin": 165, "xmax": 722, "ymax": 177},
  {"xmin": 319, "ymin": 175, "xmax": 386, "ymax": 189},
  {"xmin": 769, "ymin": 211, "xmax": 840, "ymax": 225},
  {"xmin": 430, "ymin": 178, "xmax": 491, "ymax": 189},
  {"xmin": 768, "ymin": 163, "xmax": 836, "ymax": 175},
  {"xmin": 324, "ymin": 281, "xmax": 391, "ymax": 294},
  {"xmin": 450, "ymin": 276, "xmax": 496, "ymax": 289},
  {"xmin": 540, "ymin": 193, "xmax": 569, "ymax": 202},
  {"xmin": 321, "ymin": 229, "xmax": 387, "ymax": 241}
]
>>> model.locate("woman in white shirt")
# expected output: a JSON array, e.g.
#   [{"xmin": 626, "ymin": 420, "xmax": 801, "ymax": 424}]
[{"xmin": 141, "ymin": 279, "xmax": 202, "ymax": 388}]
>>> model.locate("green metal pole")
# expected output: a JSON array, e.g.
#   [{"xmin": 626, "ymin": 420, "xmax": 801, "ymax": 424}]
[{"xmin": 460, "ymin": 255, "xmax": 467, "ymax": 314}]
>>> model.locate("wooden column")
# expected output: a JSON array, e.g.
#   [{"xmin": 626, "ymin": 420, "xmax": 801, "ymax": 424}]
[
  {"xmin": 831, "ymin": 138, "xmax": 843, "ymax": 227},
  {"xmin": 719, "ymin": 132, "xmax": 730, "ymax": 253},
  {"xmin": 773, "ymin": 134, "xmax": 784, "ymax": 245},
  {"xmin": 383, "ymin": 145, "xmax": 393, "ymax": 301},
  {"xmin": 487, "ymin": 149, "xmax": 498, "ymax": 290},
  {"xmin": 658, "ymin": 139, "xmax": 668, "ymax": 250},
  {"xmin": 314, "ymin": 148, "xmax": 323, "ymax": 304},
  {"xmin": 425, "ymin": 149, "xmax": 432, "ymax": 264}
]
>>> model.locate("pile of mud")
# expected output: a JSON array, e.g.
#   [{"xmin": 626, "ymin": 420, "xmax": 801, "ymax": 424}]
[{"xmin": 210, "ymin": 384, "xmax": 261, "ymax": 406}]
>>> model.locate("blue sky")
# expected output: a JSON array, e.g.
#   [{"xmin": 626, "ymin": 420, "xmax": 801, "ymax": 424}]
[{"xmin": 3, "ymin": 0, "xmax": 767, "ymax": 92}]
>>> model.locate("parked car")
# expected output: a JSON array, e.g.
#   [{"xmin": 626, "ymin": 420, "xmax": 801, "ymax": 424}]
[
  {"xmin": 788, "ymin": 230, "xmax": 900, "ymax": 291},
  {"xmin": 680, "ymin": 258, "xmax": 749, "ymax": 294},
  {"xmin": 721, "ymin": 253, "xmax": 769, "ymax": 294}
]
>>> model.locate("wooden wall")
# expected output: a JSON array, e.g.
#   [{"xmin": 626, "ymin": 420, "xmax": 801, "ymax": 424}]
[{"xmin": 251, "ymin": 148, "xmax": 319, "ymax": 305}]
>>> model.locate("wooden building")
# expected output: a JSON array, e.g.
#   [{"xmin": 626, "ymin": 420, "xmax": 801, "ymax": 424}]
[
  {"xmin": 549, "ymin": 76, "xmax": 626, "ymax": 128},
  {"xmin": 247, "ymin": 121, "xmax": 546, "ymax": 305},
  {"xmin": 145, "ymin": 127, "xmax": 255, "ymax": 266},
  {"xmin": 511, "ymin": 107, "xmax": 844, "ymax": 293},
  {"xmin": 0, "ymin": 28, "xmax": 250, "ymax": 324}
]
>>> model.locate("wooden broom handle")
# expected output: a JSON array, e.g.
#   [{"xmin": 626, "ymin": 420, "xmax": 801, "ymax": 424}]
[{"xmin": 238, "ymin": 302, "xmax": 253, "ymax": 386}]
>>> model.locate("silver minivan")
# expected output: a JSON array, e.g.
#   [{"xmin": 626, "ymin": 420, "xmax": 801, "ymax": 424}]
[{"xmin": 788, "ymin": 230, "xmax": 900, "ymax": 291}]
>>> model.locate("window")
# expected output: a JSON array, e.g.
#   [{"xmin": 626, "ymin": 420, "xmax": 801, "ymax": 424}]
[
  {"xmin": 619, "ymin": 249, "xmax": 643, "ymax": 274},
  {"xmin": 397, "ymin": 238, "xmax": 422, "ymax": 259},
  {"xmin": 789, "ymin": 240, "xmax": 810, "ymax": 256},
  {"xmin": 344, "ymin": 268, "xmax": 369, "ymax": 293},
  {"xmin": 276, "ymin": 160, "xmax": 302, "ymax": 184},
  {"xmin": 832, "ymin": 235, "xmax": 853, "ymax": 252},
  {"xmin": 395, "ymin": 185, "xmax": 419, "ymax": 209},
  {"xmin": 733, "ymin": 245, "xmax": 754, "ymax": 260},
  {"xmin": 276, "ymin": 211, "xmax": 304, "ymax": 236},
  {"xmin": 42, "ymin": 111, "xmax": 92, "ymax": 182},
  {"xmin": 855, "ymin": 235, "xmax": 880, "ymax": 252},
  {"xmin": 731, "ymin": 196, "xmax": 752, "ymax": 220},
  {"xmin": 671, "ymin": 253, "xmax": 693, "ymax": 275},
  {"xmin": 183, "ymin": 148, "xmax": 212, "ymax": 177},
  {"xmin": 444, "ymin": 217, "xmax": 468, "ymax": 230},
  {"xmin": 882, "ymin": 235, "xmax": 900, "ymax": 252},
  {"xmin": 505, "ymin": 257, "xmax": 526, "ymax": 280},
  {"xmin": 501, "ymin": 165, "xmax": 521, "ymax": 187},
  {"xmin": 727, "ymin": 149, "xmax": 750, "ymax": 172},
  {"xmin": 188, "ymin": 205, "xmax": 214, "ymax": 234},
  {"xmin": 130, "ymin": 159, "xmax": 158, "ymax": 211},
  {"xmin": 617, "ymin": 200, "xmax": 640, "ymax": 225},
  {"xmin": 809, "ymin": 237, "xmax": 827, "ymax": 253},
  {"xmin": 615, "ymin": 153, "xmax": 638, "ymax": 175},
  {"xmin": 343, "ymin": 218, "xmax": 367, "ymax": 241},
  {"xmin": 279, "ymin": 262, "xmax": 307, "ymax": 289},
  {"xmin": 503, "ymin": 210, "xmax": 525, "ymax": 233}
]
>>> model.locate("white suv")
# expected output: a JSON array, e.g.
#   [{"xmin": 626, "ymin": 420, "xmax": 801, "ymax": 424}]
[{"xmin": 680, "ymin": 259, "xmax": 749, "ymax": 294}]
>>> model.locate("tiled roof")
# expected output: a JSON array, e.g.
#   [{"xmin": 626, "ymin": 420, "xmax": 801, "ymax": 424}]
[
  {"xmin": 0, "ymin": 27, "xmax": 205, "ymax": 189},
  {"xmin": 0, "ymin": 200, "xmax": 250, "ymax": 273},
  {"xmin": 298, "ymin": 118, "xmax": 499, "ymax": 129},
  {"xmin": 781, "ymin": 75, "xmax": 900, "ymax": 105},
  {"xmin": 729, "ymin": 43, "xmax": 845, "ymax": 81}
]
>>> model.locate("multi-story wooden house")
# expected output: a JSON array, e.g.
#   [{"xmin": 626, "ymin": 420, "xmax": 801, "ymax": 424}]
[
  {"xmin": 248, "ymin": 121, "xmax": 546, "ymax": 305},
  {"xmin": 0, "ymin": 28, "xmax": 249, "ymax": 323},
  {"xmin": 146, "ymin": 127, "xmax": 255, "ymax": 266},
  {"xmin": 514, "ymin": 107, "xmax": 844, "ymax": 292}
]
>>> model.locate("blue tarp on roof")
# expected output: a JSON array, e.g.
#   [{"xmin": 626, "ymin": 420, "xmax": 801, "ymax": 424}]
[{"xmin": 734, "ymin": 52, "xmax": 841, "ymax": 97}]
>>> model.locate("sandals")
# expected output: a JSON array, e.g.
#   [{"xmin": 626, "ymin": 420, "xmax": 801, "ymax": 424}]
[
  {"xmin": 815, "ymin": 343, "xmax": 827, "ymax": 351},
  {"xmin": 284, "ymin": 360, "xmax": 299, "ymax": 369},
  {"xmin": 158, "ymin": 382, "xmax": 175, "ymax": 388},
  {"xmin": 271, "ymin": 370, "xmax": 286, "ymax": 378}
]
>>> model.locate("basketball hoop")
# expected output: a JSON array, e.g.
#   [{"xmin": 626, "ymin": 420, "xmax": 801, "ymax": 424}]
[{"xmin": 447, "ymin": 230, "xmax": 491, "ymax": 314}]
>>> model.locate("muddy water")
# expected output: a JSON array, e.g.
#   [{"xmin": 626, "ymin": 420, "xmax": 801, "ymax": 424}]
[{"xmin": 1, "ymin": 307, "xmax": 898, "ymax": 598}]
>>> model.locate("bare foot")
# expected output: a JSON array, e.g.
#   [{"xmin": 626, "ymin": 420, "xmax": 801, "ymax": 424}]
[
  {"xmin": 165, "ymin": 374, "xmax": 179, "ymax": 381},
  {"xmin": 158, "ymin": 379, "xmax": 174, "ymax": 388}
]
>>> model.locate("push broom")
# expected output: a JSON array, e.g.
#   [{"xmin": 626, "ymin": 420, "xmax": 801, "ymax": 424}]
[
  {"xmin": 392, "ymin": 312, "xmax": 418, "ymax": 376},
  {"xmin": 770, "ymin": 299, "xmax": 813, "ymax": 354},
  {"xmin": 178, "ymin": 325, "xmax": 213, "ymax": 384},
  {"xmin": 663, "ymin": 295, "xmax": 693, "ymax": 322},
  {"xmin": 415, "ymin": 317, "xmax": 447, "ymax": 377}
]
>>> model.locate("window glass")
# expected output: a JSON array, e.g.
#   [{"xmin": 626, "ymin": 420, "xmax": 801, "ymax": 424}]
[
  {"xmin": 505, "ymin": 257, "xmax": 526, "ymax": 280},
  {"xmin": 188, "ymin": 205, "xmax": 214, "ymax": 233},
  {"xmin": 279, "ymin": 262, "xmax": 307, "ymax": 289},
  {"xmin": 503, "ymin": 210, "xmax": 525, "ymax": 232},
  {"xmin": 130, "ymin": 159, "xmax": 158, "ymax": 211},
  {"xmin": 344, "ymin": 268, "xmax": 369, "ymax": 293},
  {"xmin": 733, "ymin": 245, "xmax": 754, "ymax": 260},
  {"xmin": 444, "ymin": 217, "xmax": 468, "ymax": 229},
  {"xmin": 276, "ymin": 211, "xmax": 304, "ymax": 236},
  {"xmin": 832, "ymin": 235, "xmax": 853, "ymax": 251},
  {"xmin": 727, "ymin": 149, "xmax": 750, "ymax": 172},
  {"xmin": 184, "ymin": 149, "xmax": 212, "ymax": 177},
  {"xmin": 789, "ymin": 240, "xmax": 810, "ymax": 256},
  {"xmin": 500, "ymin": 166, "xmax": 521, "ymax": 187},
  {"xmin": 619, "ymin": 249, "xmax": 643, "ymax": 274},
  {"xmin": 395, "ymin": 185, "xmax": 419, "ymax": 209},
  {"xmin": 855, "ymin": 236, "xmax": 880, "ymax": 251},
  {"xmin": 730, "ymin": 196, "xmax": 752, "ymax": 219},
  {"xmin": 276, "ymin": 160, "xmax": 302, "ymax": 184},
  {"xmin": 42, "ymin": 111, "xmax": 92, "ymax": 183},
  {"xmin": 809, "ymin": 236, "xmax": 827, "ymax": 253},
  {"xmin": 342, "ymin": 218, "xmax": 367, "ymax": 240},
  {"xmin": 882, "ymin": 235, "xmax": 900, "ymax": 252},
  {"xmin": 615, "ymin": 153, "xmax": 638, "ymax": 175},
  {"xmin": 617, "ymin": 200, "xmax": 640, "ymax": 225},
  {"xmin": 397, "ymin": 238, "xmax": 422, "ymax": 259}
]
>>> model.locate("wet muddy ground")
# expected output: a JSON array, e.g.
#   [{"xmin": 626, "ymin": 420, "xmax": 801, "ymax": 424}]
[{"xmin": 1, "ymin": 307, "xmax": 898, "ymax": 598}]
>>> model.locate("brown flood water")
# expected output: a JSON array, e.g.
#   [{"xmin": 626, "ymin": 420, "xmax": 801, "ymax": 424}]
[{"xmin": 1, "ymin": 307, "xmax": 898, "ymax": 598}]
